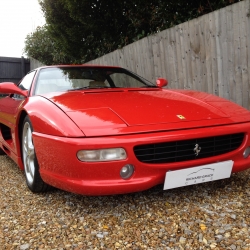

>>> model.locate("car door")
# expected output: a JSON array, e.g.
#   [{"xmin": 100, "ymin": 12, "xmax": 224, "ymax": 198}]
[{"xmin": 0, "ymin": 70, "xmax": 36, "ymax": 155}]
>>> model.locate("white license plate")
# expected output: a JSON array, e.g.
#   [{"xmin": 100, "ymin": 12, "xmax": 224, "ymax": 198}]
[{"xmin": 163, "ymin": 160, "xmax": 233, "ymax": 190}]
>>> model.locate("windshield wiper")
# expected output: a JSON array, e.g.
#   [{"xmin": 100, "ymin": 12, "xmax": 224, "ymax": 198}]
[
  {"xmin": 68, "ymin": 86, "xmax": 110, "ymax": 91},
  {"xmin": 140, "ymin": 85, "xmax": 157, "ymax": 88}
]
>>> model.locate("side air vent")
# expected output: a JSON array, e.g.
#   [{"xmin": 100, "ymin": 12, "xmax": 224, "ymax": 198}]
[{"xmin": 0, "ymin": 124, "xmax": 12, "ymax": 140}]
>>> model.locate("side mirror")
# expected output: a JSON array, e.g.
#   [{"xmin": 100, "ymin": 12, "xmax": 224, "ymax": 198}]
[
  {"xmin": 156, "ymin": 78, "xmax": 168, "ymax": 88},
  {"xmin": 0, "ymin": 82, "xmax": 28, "ymax": 97}
]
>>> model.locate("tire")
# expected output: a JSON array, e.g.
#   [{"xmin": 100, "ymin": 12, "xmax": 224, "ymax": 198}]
[{"xmin": 22, "ymin": 116, "xmax": 50, "ymax": 192}]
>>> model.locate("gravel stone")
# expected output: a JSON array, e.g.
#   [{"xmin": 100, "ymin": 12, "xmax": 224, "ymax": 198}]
[
  {"xmin": 215, "ymin": 235, "xmax": 224, "ymax": 242},
  {"xmin": 0, "ymin": 155, "xmax": 250, "ymax": 249},
  {"xmin": 179, "ymin": 236, "xmax": 186, "ymax": 243},
  {"xmin": 96, "ymin": 233, "xmax": 104, "ymax": 238},
  {"xmin": 230, "ymin": 214, "xmax": 237, "ymax": 219},
  {"xmin": 20, "ymin": 244, "xmax": 30, "ymax": 250}
]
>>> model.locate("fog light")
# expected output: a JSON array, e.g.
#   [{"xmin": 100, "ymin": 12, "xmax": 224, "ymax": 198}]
[
  {"xmin": 120, "ymin": 164, "xmax": 134, "ymax": 179},
  {"xmin": 243, "ymin": 147, "xmax": 250, "ymax": 158}
]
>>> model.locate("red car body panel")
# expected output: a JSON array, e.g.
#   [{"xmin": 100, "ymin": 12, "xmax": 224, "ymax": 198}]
[
  {"xmin": 33, "ymin": 122, "xmax": 250, "ymax": 195},
  {"xmin": 24, "ymin": 96, "xmax": 84, "ymax": 137},
  {"xmin": 46, "ymin": 89, "xmax": 250, "ymax": 137},
  {"xmin": 0, "ymin": 65, "xmax": 250, "ymax": 195}
]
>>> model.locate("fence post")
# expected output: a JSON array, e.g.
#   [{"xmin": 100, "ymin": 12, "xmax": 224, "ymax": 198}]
[{"xmin": 21, "ymin": 56, "xmax": 25, "ymax": 78}]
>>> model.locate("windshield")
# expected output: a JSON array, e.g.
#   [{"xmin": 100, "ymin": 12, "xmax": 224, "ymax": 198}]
[{"xmin": 34, "ymin": 67, "xmax": 155, "ymax": 95}]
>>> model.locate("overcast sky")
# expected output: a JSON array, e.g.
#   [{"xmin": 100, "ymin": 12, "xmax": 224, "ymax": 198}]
[{"xmin": 0, "ymin": 0, "xmax": 45, "ymax": 58}]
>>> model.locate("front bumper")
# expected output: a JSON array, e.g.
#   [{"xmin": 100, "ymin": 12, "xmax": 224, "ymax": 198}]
[{"xmin": 33, "ymin": 122, "xmax": 250, "ymax": 195}]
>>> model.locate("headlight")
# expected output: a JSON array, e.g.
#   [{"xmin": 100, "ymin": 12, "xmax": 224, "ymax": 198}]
[{"xmin": 77, "ymin": 148, "xmax": 127, "ymax": 162}]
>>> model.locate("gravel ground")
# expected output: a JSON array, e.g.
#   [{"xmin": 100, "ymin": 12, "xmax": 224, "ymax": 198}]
[{"xmin": 0, "ymin": 155, "xmax": 250, "ymax": 250}]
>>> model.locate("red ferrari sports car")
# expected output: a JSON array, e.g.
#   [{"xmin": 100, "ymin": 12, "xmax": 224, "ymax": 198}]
[{"xmin": 0, "ymin": 65, "xmax": 250, "ymax": 195}]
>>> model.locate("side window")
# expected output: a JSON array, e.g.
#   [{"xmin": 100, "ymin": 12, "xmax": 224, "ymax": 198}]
[{"xmin": 18, "ymin": 71, "xmax": 36, "ymax": 91}]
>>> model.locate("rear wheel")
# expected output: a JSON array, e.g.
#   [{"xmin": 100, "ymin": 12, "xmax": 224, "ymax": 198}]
[{"xmin": 22, "ymin": 116, "xmax": 50, "ymax": 192}]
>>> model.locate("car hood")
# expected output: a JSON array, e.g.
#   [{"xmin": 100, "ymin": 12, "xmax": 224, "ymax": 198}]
[{"xmin": 44, "ymin": 89, "xmax": 250, "ymax": 136}]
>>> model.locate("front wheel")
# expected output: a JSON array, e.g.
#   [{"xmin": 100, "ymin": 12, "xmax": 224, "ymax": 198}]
[{"xmin": 22, "ymin": 116, "xmax": 50, "ymax": 192}]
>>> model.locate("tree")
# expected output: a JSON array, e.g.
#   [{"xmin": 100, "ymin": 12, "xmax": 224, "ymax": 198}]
[
  {"xmin": 25, "ymin": 0, "xmax": 242, "ymax": 65},
  {"xmin": 24, "ymin": 26, "xmax": 72, "ymax": 65}
]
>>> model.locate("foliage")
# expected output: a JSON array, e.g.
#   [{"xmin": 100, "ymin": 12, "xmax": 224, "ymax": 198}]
[
  {"xmin": 24, "ymin": 26, "xmax": 73, "ymax": 65},
  {"xmin": 25, "ymin": 0, "xmax": 242, "ymax": 65}
]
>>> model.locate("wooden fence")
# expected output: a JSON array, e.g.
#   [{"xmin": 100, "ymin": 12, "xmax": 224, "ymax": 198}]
[
  {"xmin": 30, "ymin": 58, "xmax": 44, "ymax": 70},
  {"xmin": 88, "ymin": 0, "xmax": 250, "ymax": 109},
  {"xmin": 0, "ymin": 57, "xmax": 30, "ymax": 84}
]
